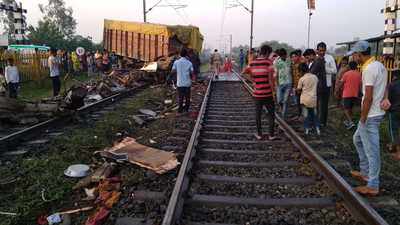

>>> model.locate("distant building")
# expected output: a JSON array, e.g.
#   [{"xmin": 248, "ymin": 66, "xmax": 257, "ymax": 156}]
[{"xmin": 383, "ymin": 0, "xmax": 400, "ymax": 54}]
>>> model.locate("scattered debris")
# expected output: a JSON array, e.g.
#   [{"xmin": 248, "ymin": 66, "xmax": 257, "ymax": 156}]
[
  {"xmin": 60, "ymin": 207, "xmax": 93, "ymax": 215},
  {"xmin": 41, "ymin": 188, "xmax": 50, "ymax": 202},
  {"xmin": 73, "ymin": 163, "xmax": 116, "ymax": 190},
  {"xmin": 164, "ymin": 99, "xmax": 173, "ymax": 105},
  {"xmin": 84, "ymin": 188, "xmax": 97, "ymax": 201},
  {"xmin": 47, "ymin": 213, "xmax": 62, "ymax": 224},
  {"xmin": 131, "ymin": 115, "xmax": 145, "ymax": 126},
  {"xmin": 101, "ymin": 137, "xmax": 178, "ymax": 174},
  {"xmin": 149, "ymin": 139, "xmax": 157, "ymax": 144},
  {"xmin": 0, "ymin": 211, "xmax": 17, "ymax": 216},
  {"xmin": 85, "ymin": 207, "xmax": 110, "ymax": 225},
  {"xmin": 0, "ymin": 68, "xmax": 148, "ymax": 126},
  {"xmin": 140, "ymin": 62, "xmax": 158, "ymax": 72},
  {"xmin": 139, "ymin": 109, "xmax": 157, "ymax": 117},
  {"xmin": 64, "ymin": 164, "xmax": 90, "ymax": 178}
]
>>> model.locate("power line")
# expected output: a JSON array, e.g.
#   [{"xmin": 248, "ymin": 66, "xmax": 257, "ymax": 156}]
[
  {"xmin": 219, "ymin": 0, "xmax": 227, "ymax": 50},
  {"xmin": 175, "ymin": 0, "xmax": 192, "ymax": 24},
  {"xmin": 165, "ymin": 0, "xmax": 190, "ymax": 24}
]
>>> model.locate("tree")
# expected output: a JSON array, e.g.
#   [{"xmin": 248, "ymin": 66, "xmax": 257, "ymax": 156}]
[
  {"xmin": 27, "ymin": 0, "xmax": 100, "ymax": 51},
  {"xmin": 0, "ymin": 0, "xmax": 17, "ymax": 37},
  {"xmin": 231, "ymin": 45, "xmax": 249, "ymax": 64},
  {"xmin": 39, "ymin": 0, "xmax": 77, "ymax": 39},
  {"xmin": 260, "ymin": 40, "xmax": 296, "ymax": 53},
  {"xmin": 27, "ymin": 20, "xmax": 65, "ymax": 49}
]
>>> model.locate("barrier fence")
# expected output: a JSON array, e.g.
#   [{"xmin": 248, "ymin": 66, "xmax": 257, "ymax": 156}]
[{"xmin": 0, "ymin": 52, "xmax": 50, "ymax": 82}]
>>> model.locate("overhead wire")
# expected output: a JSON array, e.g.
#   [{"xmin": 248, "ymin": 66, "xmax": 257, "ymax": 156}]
[
  {"xmin": 219, "ymin": 0, "xmax": 228, "ymax": 51},
  {"xmin": 165, "ymin": 0, "xmax": 190, "ymax": 24},
  {"xmin": 175, "ymin": 0, "xmax": 192, "ymax": 24}
]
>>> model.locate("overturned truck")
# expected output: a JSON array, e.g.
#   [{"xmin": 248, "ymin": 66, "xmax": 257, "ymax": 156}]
[{"xmin": 103, "ymin": 19, "xmax": 203, "ymax": 62}]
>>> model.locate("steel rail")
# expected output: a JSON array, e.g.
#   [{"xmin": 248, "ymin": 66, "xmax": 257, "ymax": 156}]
[
  {"xmin": 0, "ymin": 86, "xmax": 145, "ymax": 151},
  {"xmin": 162, "ymin": 75, "xmax": 214, "ymax": 225},
  {"xmin": 232, "ymin": 70, "xmax": 389, "ymax": 225}
]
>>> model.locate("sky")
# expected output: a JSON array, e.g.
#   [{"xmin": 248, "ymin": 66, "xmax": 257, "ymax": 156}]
[{"xmin": 22, "ymin": 0, "xmax": 384, "ymax": 50}]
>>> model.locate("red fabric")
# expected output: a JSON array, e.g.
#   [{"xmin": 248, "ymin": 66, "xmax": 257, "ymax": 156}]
[
  {"xmin": 223, "ymin": 60, "xmax": 232, "ymax": 73},
  {"xmin": 85, "ymin": 207, "xmax": 110, "ymax": 225},
  {"xmin": 341, "ymin": 70, "xmax": 362, "ymax": 98},
  {"xmin": 244, "ymin": 57, "xmax": 274, "ymax": 98}
]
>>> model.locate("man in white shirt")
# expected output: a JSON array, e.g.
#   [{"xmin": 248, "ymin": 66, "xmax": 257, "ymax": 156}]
[
  {"xmin": 316, "ymin": 42, "xmax": 337, "ymax": 127},
  {"xmin": 48, "ymin": 48, "xmax": 61, "ymax": 97},
  {"xmin": 5, "ymin": 58, "xmax": 20, "ymax": 98},
  {"xmin": 171, "ymin": 48, "xmax": 194, "ymax": 115},
  {"xmin": 349, "ymin": 41, "xmax": 389, "ymax": 196}
]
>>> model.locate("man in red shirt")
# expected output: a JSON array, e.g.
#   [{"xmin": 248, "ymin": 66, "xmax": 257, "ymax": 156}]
[
  {"xmin": 244, "ymin": 45, "xmax": 276, "ymax": 140},
  {"xmin": 339, "ymin": 61, "xmax": 362, "ymax": 129}
]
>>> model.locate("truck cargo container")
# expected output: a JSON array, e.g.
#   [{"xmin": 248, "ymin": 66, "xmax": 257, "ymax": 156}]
[{"xmin": 103, "ymin": 19, "xmax": 203, "ymax": 62}]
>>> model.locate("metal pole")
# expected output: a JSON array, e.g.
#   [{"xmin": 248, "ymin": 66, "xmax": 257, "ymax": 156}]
[
  {"xmin": 250, "ymin": 0, "xmax": 254, "ymax": 50},
  {"xmin": 230, "ymin": 34, "xmax": 233, "ymax": 59},
  {"xmin": 143, "ymin": 0, "xmax": 147, "ymax": 22},
  {"xmin": 307, "ymin": 11, "xmax": 312, "ymax": 48}
]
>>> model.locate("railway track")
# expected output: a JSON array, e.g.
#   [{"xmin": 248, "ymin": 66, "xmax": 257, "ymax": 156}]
[
  {"xmin": 161, "ymin": 73, "xmax": 389, "ymax": 225},
  {"xmin": 0, "ymin": 85, "xmax": 146, "ymax": 153}
]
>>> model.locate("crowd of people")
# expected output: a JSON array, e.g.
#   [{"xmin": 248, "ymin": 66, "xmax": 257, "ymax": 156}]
[
  {"xmin": 241, "ymin": 40, "xmax": 400, "ymax": 196},
  {"xmin": 0, "ymin": 48, "xmax": 119, "ymax": 99}
]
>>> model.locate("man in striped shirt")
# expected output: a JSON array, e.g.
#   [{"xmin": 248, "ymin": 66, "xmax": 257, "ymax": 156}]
[{"xmin": 244, "ymin": 45, "xmax": 277, "ymax": 140}]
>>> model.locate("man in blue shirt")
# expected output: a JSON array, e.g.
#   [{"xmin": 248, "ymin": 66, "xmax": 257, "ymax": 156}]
[
  {"xmin": 239, "ymin": 49, "xmax": 245, "ymax": 72},
  {"xmin": 172, "ymin": 48, "xmax": 194, "ymax": 114}
]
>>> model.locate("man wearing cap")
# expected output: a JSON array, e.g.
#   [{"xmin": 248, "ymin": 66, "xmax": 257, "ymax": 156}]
[{"xmin": 349, "ymin": 41, "xmax": 390, "ymax": 196}]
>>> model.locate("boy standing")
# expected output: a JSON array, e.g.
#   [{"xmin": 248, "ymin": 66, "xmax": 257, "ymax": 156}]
[
  {"xmin": 339, "ymin": 61, "xmax": 362, "ymax": 130},
  {"xmin": 388, "ymin": 72, "xmax": 400, "ymax": 160},
  {"xmin": 274, "ymin": 48, "xmax": 292, "ymax": 119},
  {"xmin": 297, "ymin": 63, "xmax": 320, "ymax": 136},
  {"xmin": 5, "ymin": 58, "xmax": 20, "ymax": 98}
]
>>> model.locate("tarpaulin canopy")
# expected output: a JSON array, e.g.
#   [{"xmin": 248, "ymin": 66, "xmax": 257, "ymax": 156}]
[{"xmin": 104, "ymin": 19, "xmax": 204, "ymax": 53}]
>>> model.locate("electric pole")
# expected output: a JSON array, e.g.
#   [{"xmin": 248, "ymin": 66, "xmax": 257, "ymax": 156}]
[
  {"xmin": 226, "ymin": 0, "xmax": 254, "ymax": 50},
  {"xmin": 230, "ymin": 34, "xmax": 233, "ymax": 59},
  {"xmin": 307, "ymin": 11, "xmax": 312, "ymax": 48},
  {"xmin": 143, "ymin": 0, "xmax": 147, "ymax": 22},
  {"xmin": 250, "ymin": 0, "xmax": 254, "ymax": 50}
]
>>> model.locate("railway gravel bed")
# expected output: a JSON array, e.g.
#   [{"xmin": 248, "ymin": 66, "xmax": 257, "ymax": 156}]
[{"xmin": 161, "ymin": 78, "xmax": 388, "ymax": 225}]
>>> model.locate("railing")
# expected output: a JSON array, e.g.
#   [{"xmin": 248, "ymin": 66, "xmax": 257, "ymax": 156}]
[
  {"xmin": 337, "ymin": 55, "xmax": 397, "ymax": 81},
  {"xmin": 0, "ymin": 52, "xmax": 50, "ymax": 82}
]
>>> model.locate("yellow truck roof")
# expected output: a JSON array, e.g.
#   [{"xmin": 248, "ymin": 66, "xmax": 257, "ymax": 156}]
[{"xmin": 104, "ymin": 19, "xmax": 204, "ymax": 53}]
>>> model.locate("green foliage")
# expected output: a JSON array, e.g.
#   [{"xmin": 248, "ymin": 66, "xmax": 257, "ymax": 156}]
[
  {"xmin": 38, "ymin": 0, "xmax": 77, "ymax": 38},
  {"xmin": 26, "ymin": 0, "xmax": 100, "ymax": 52},
  {"xmin": 261, "ymin": 40, "xmax": 296, "ymax": 53},
  {"xmin": 0, "ymin": 0, "xmax": 17, "ymax": 39},
  {"xmin": 27, "ymin": 20, "xmax": 65, "ymax": 49}
]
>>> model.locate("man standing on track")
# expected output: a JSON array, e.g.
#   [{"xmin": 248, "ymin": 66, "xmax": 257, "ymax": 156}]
[
  {"xmin": 239, "ymin": 49, "xmax": 245, "ymax": 72},
  {"xmin": 210, "ymin": 49, "xmax": 222, "ymax": 80},
  {"xmin": 290, "ymin": 50, "xmax": 304, "ymax": 120},
  {"xmin": 243, "ymin": 45, "xmax": 277, "ymax": 141},
  {"xmin": 349, "ymin": 41, "xmax": 390, "ymax": 196},
  {"xmin": 172, "ymin": 48, "xmax": 194, "ymax": 115},
  {"xmin": 316, "ymin": 42, "xmax": 337, "ymax": 127},
  {"xmin": 274, "ymin": 48, "xmax": 292, "ymax": 120}
]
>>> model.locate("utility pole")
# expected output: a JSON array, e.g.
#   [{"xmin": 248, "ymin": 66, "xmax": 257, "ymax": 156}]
[
  {"xmin": 250, "ymin": 0, "xmax": 254, "ymax": 50},
  {"xmin": 227, "ymin": 0, "xmax": 254, "ymax": 49},
  {"xmin": 230, "ymin": 34, "xmax": 233, "ymax": 59},
  {"xmin": 143, "ymin": 0, "xmax": 147, "ymax": 22},
  {"xmin": 307, "ymin": 11, "xmax": 312, "ymax": 48}
]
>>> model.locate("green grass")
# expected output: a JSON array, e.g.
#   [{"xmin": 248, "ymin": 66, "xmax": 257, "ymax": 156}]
[{"xmin": 18, "ymin": 73, "xmax": 95, "ymax": 101}]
